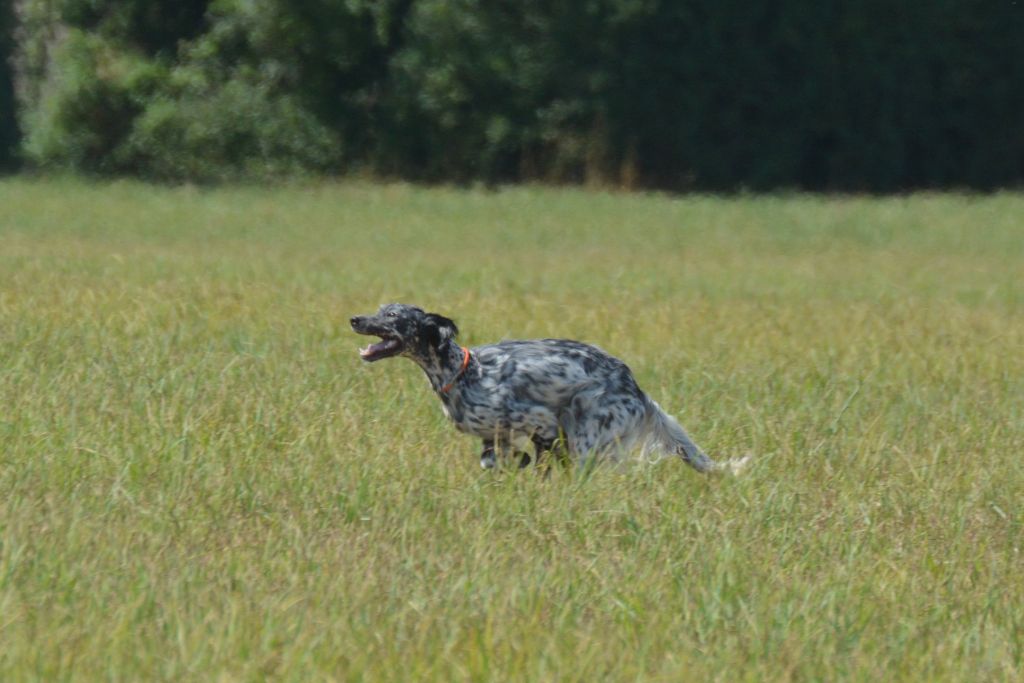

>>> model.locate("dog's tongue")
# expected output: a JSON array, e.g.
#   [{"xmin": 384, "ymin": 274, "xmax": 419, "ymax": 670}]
[{"xmin": 359, "ymin": 338, "xmax": 401, "ymax": 360}]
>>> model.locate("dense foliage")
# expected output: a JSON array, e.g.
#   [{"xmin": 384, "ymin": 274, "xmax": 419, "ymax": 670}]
[{"xmin": 8, "ymin": 0, "xmax": 1024, "ymax": 189}]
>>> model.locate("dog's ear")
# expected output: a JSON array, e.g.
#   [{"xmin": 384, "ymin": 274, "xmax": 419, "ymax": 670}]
[{"xmin": 424, "ymin": 313, "xmax": 459, "ymax": 347}]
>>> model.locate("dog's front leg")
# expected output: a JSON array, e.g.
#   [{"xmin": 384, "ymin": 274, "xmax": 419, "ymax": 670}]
[
  {"xmin": 479, "ymin": 439, "xmax": 497, "ymax": 470},
  {"xmin": 480, "ymin": 438, "xmax": 532, "ymax": 470}
]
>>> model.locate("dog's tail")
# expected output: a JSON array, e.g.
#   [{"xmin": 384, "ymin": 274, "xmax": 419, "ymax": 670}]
[{"xmin": 643, "ymin": 397, "xmax": 750, "ymax": 475}]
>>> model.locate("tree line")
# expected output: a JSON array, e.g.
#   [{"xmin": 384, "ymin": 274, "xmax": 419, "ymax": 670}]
[{"xmin": 2, "ymin": 0, "xmax": 1023, "ymax": 191}]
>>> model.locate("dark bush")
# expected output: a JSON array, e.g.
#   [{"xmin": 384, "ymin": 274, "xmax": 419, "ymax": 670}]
[
  {"xmin": 385, "ymin": 1, "xmax": 1024, "ymax": 191},
  {"xmin": 0, "ymin": 0, "xmax": 18, "ymax": 170},
  {"xmin": 58, "ymin": 0, "xmax": 211, "ymax": 57}
]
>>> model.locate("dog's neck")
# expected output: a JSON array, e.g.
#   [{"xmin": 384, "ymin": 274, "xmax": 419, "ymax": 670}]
[{"xmin": 411, "ymin": 339, "xmax": 467, "ymax": 394}]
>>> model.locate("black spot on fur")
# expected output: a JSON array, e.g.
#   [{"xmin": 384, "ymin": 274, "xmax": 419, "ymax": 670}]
[{"xmin": 501, "ymin": 361, "xmax": 518, "ymax": 381}]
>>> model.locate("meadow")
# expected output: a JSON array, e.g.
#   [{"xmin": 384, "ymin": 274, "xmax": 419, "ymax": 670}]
[{"xmin": 0, "ymin": 179, "xmax": 1021, "ymax": 681}]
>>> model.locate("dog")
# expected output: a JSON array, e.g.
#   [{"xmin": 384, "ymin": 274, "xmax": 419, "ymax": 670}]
[{"xmin": 351, "ymin": 303, "xmax": 749, "ymax": 474}]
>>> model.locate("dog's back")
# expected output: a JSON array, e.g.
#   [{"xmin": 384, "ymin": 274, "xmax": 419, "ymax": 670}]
[{"xmin": 472, "ymin": 338, "xmax": 642, "ymax": 404}]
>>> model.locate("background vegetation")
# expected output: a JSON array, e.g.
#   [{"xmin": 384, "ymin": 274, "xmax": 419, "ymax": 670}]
[
  {"xmin": 1, "ymin": 179, "xmax": 1021, "ymax": 680},
  {"xmin": 0, "ymin": 0, "xmax": 18, "ymax": 169},
  {"xmin": 4, "ymin": 1, "xmax": 1024, "ymax": 189}
]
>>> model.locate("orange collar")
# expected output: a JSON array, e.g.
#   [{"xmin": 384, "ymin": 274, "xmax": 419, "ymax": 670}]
[{"xmin": 440, "ymin": 346, "xmax": 471, "ymax": 394}]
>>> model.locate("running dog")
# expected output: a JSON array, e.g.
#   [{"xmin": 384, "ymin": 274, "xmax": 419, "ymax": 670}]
[{"xmin": 351, "ymin": 303, "xmax": 748, "ymax": 473}]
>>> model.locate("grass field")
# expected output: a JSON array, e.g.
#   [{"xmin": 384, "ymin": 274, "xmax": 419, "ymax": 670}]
[{"xmin": 1, "ymin": 178, "xmax": 1022, "ymax": 681}]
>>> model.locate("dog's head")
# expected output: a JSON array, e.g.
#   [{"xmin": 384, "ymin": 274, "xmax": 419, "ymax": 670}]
[{"xmin": 350, "ymin": 303, "xmax": 458, "ymax": 362}]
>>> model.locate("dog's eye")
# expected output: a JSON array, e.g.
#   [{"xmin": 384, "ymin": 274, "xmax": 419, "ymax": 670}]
[{"xmin": 386, "ymin": 311, "xmax": 398, "ymax": 318}]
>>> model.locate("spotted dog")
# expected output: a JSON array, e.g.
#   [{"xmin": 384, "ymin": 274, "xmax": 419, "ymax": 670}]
[{"xmin": 351, "ymin": 303, "xmax": 749, "ymax": 473}]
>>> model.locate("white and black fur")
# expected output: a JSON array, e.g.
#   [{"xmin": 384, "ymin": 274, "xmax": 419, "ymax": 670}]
[{"xmin": 351, "ymin": 303, "xmax": 748, "ymax": 474}]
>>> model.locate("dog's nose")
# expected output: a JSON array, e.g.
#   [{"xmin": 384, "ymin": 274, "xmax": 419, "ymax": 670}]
[{"xmin": 350, "ymin": 316, "xmax": 362, "ymax": 328}]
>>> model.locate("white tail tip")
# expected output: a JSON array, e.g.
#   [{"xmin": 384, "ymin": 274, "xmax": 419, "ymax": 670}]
[{"xmin": 724, "ymin": 455, "xmax": 751, "ymax": 476}]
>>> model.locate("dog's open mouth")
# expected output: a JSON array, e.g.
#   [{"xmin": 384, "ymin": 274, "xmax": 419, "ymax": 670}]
[{"xmin": 358, "ymin": 336, "xmax": 403, "ymax": 362}]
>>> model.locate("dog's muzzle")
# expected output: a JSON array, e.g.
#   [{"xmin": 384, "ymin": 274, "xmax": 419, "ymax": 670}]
[{"xmin": 351, "ymin": 315, "xmax": 404, "ymax": 362}]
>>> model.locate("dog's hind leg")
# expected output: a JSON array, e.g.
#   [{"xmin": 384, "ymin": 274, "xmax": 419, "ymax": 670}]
[
  {"xmin": 530, "ymin": 432, "xmax": 568, "ymax": 477},
  {"xmin": 562, "ymin": 391, "xmax": 647, "ymax": 465}
]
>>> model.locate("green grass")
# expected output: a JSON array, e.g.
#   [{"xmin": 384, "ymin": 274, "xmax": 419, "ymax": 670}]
[{"xmin": 1, "ymin": 178, "xmax": 1022, "ymax": 681}]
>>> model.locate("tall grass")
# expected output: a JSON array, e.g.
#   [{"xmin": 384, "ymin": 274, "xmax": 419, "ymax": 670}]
[{"xmin": 1, "ymin": 179, "xmax": 1022, "ymax": 681}]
